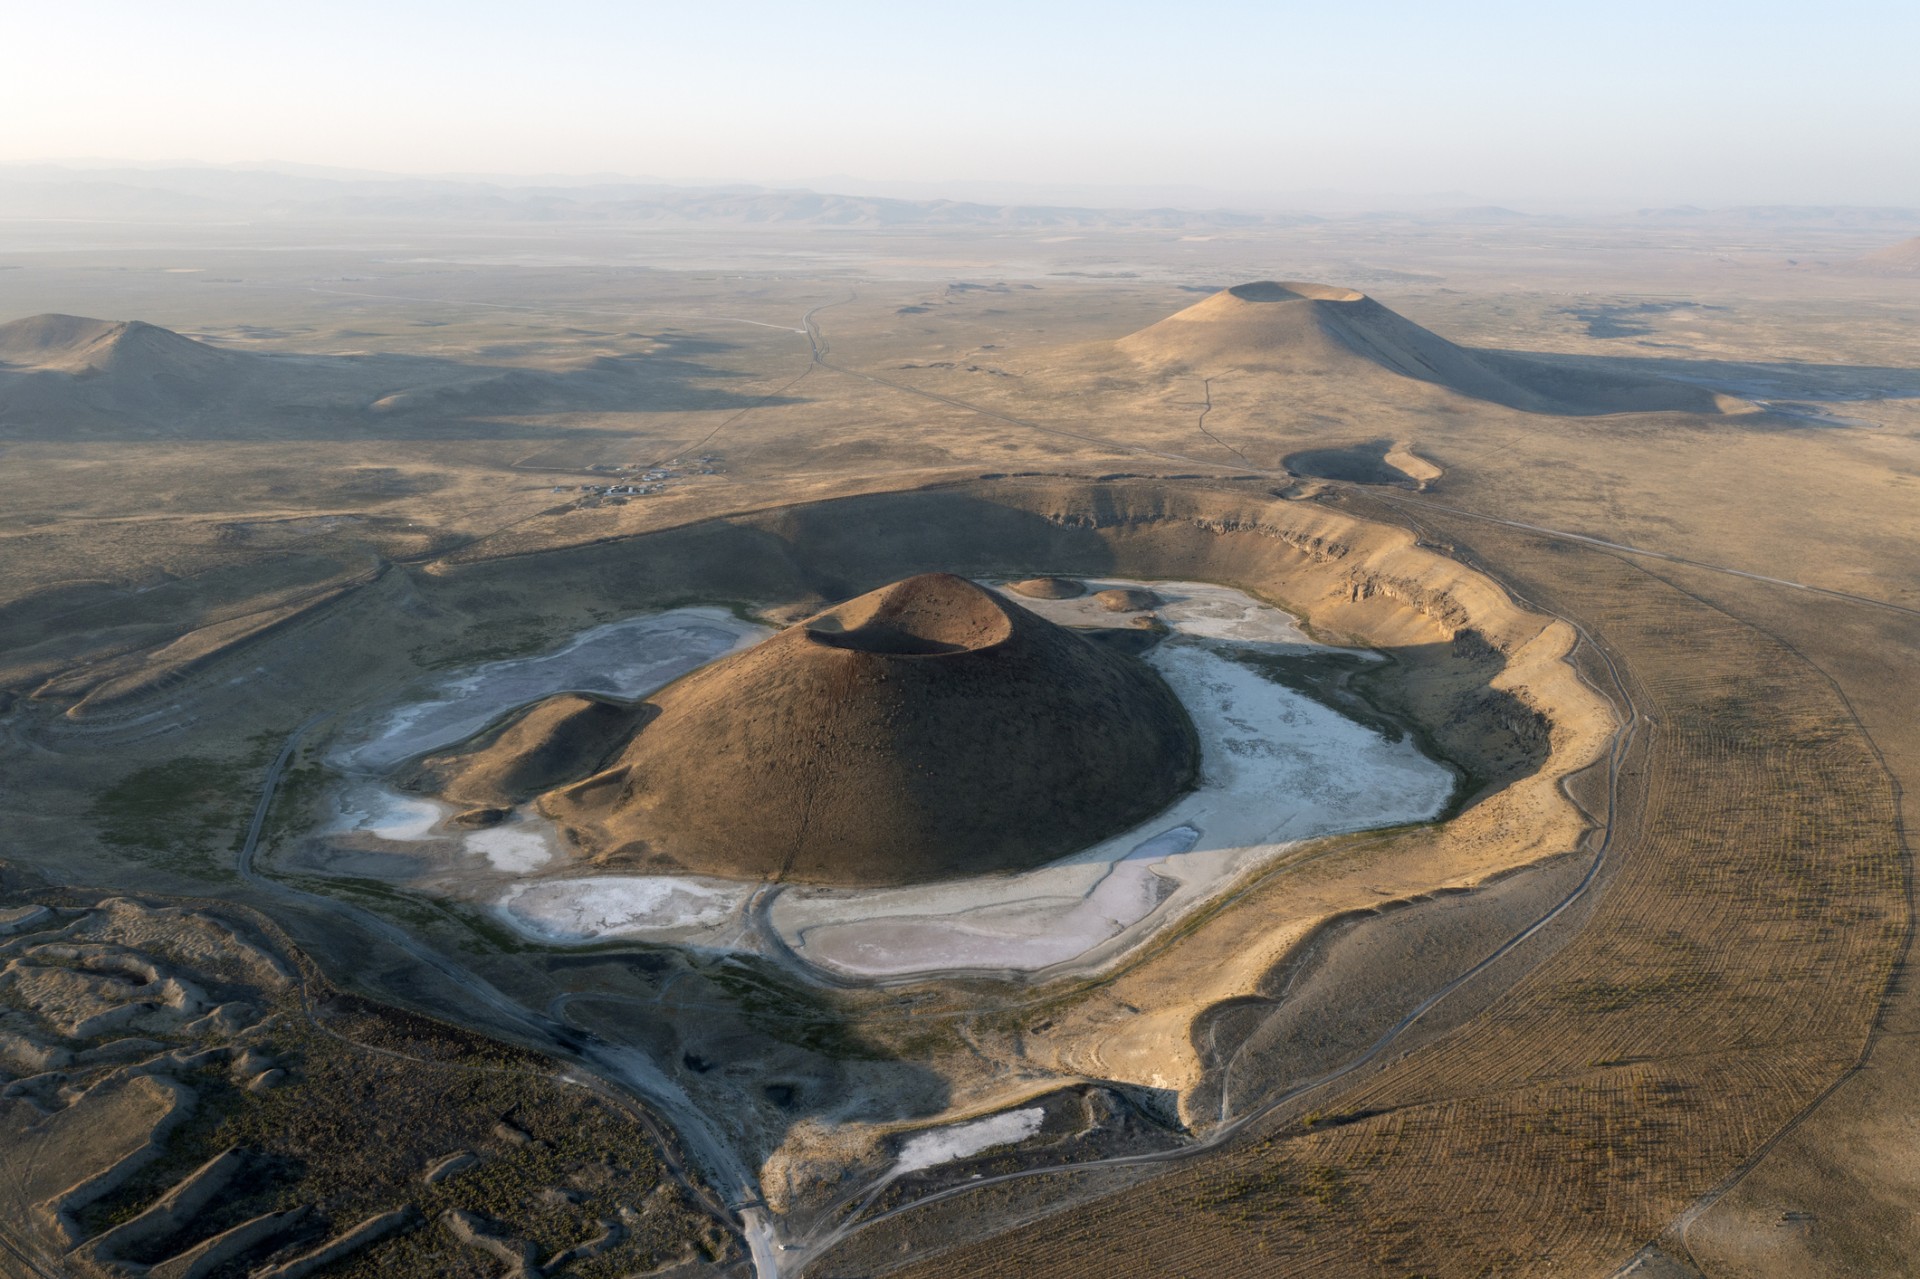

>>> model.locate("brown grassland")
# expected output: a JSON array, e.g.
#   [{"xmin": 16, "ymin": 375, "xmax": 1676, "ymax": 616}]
[{"xmin": 1, "ymin": 212, "xmax": 1916, "ymax": 1277}]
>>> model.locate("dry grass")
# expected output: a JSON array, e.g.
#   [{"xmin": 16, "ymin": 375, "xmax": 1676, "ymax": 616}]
[
  {"xmin": 850, "ymin": 527, "xmax": 1904, "ymax": 1277},
  {"xmin": 4, "ymin": 218, "xmax": 1918, "ymax": 1274}
]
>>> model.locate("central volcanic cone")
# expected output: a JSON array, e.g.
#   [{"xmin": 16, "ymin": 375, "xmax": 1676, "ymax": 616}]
[{"xmin": 538, "ymin": 573, "xmax": 1199, "ymax": 886}]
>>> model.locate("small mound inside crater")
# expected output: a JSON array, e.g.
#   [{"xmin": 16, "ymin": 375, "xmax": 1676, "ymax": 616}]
[
  {"xmin": 1094, "ymin": 587, "xmax": 1160, "ymax": 612},
  {"xmin": 1005, "ymin": 576, "xmax": 1086, "ymax": 600},
  {"xmin": 410, "ymin": 694, "xmax": 646, "ymax": 809},
  {"xmin": 455, "ymin": 573, "xmax": 1204, "ymax": 886}
]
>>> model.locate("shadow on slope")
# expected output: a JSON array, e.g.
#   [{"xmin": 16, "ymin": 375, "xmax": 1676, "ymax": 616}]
[
  {"xmin": 1117, "ymin": 282, "xmax": 1754, "ymax": 417},
  {"xmin": 1283, "ymin": 439, "xmax": 1419, "ymax": 488},
  {"xmin": 0, "ymin": 314, "xmax": 806, "ymax": 439},
  {"xmin": 1502, "ymin": 350, "xmax": 1920, "ymax": 407}
]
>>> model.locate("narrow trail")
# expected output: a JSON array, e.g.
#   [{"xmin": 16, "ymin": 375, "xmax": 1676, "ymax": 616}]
[
  {"xmin": 0, "ymin": 1218, "xmax": 64, "ymax": 1279},
  {"xmin": 659, "ymin": 295, "xmax": 846, "ymax": 466},
  {"xmin": 1376, "ymin": 496, "xmax": 1920, "ymax": 623},
  {"xmin": 231, "ymin": 719, "xmax": 764, "ymax": 1255},
  {"xmin": 1192, "ymin": 376, "xmax": 1250, "ymax": 467},
  {"xmin": 1589, "ymin": 554, "xmax": 1917, "ymax": 1273}
]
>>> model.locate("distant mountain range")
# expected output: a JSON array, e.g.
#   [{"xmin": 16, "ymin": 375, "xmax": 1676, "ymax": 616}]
[
  {"xmin": 2, "ymin": 163, "xmax": 1913, "ymax": 230},
  {"xmin": 0, "ymin": 163, "xmax": 1314, "ymax": 229},
  {"xmin": 1842, "ymin": 235, "xmax": 1920, "ymax": 275}
]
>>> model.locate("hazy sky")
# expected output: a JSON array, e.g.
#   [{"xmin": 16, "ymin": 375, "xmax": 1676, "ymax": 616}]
[{"xmin": 7, "ymin": 0, "xmax": 1917, "ymax": 207}]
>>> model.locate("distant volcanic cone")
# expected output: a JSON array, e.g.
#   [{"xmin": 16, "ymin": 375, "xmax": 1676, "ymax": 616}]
[
  {"xmin": 1845, "ymin": 235, "xmax": 1920, "ymax": 276},
  {"xmin": 536, "ymin": 573, "xmax": 1199, "ymax": 886},
  {"xmin": 0, "ymin": 313, "xmax": 250, "ymax": 430},
  {"xmin": 1118, "ymin": 280, "xmax": 1543, "ymax": 403},
  {"xmin": 0, "ymin": 314, "xmax": 235, "ymax": 378},
  {"xmin": 1116, "ymin": 281, "xmax": 1748, "ymax": 416}
]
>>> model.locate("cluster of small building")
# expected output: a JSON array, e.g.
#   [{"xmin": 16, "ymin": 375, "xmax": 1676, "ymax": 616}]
[{"xmin": 549, "ymin": 456, "xmax": 723, "ymax": 504}]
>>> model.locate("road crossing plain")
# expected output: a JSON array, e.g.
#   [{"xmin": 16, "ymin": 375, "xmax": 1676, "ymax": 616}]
[{"xmin": 1, "ymin": 212, "xmax": 1917, "ymax": 1277}]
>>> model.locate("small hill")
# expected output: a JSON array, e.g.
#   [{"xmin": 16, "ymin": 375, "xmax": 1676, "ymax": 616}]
[
  {"xmin": 410, "ymin": 694, "xmax": 647, "ymax": 809},
  {"xmin": 1846, "ymin": 236, "xmax": 1920, "ymax": 275},
  {"xmin": 368, "ymin": 369, "xmax": 566, "ymax": 416},
  {"xmin": 1006, "ymin": 576, "xmax": 1086, "ymax": 599},
  {"xmin": 1095, "ymin": 588, "xmax": 1160, "ymax": 612},
  {"xmin": 536, "ymin": 573, "xmax": 1199, "ymax": 886},
  {"xmin": 0, "ymin": 315, "xmax": 781, "ymax": 435},
  {"xmin": 0, "ymin": 313, "xmax": 247, "ymax": 428},
  {"xmin": 1117, "ymin": 282, "xmax": 1748, "ymax": 416},
  {"xmin": 0, "ymin": 314, "xmax": 234, "ymax": 379}
]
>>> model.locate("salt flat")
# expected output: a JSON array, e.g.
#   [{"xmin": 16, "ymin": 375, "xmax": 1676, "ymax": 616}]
[
  {"xmin": 503, "ymin": 874, "xmax": 743, "ymax": 939},
  {"xmin": 461, "ymin": 581, "xmax": 1453, "ymax": 979},
  {"xmin": 329, "ymin": 607, "xmax": 768, "ymax": 774},
  {"xmin": 318, "ymin": 607, "xmax": 770, "ymax": 879},
  {"xmin": 896, "ymin": 1108, "xmax": 1047, "ymax": 1174},
  {"xmin": 771, "ymin": 635, "xmax": 1452, "ymax": 979}
]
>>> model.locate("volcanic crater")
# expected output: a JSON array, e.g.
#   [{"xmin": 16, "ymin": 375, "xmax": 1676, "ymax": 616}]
[{"xmin": 427, "ymin": 572, "xmax": 1200, "ymax": 886}]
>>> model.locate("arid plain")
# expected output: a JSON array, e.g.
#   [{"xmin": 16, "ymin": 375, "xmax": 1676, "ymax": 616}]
[{"xmin": 2, "ymin": 205, "xmax": 1917, "ymax": 1279}]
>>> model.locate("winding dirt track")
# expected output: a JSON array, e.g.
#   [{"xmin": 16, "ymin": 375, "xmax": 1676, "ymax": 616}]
[
  {"xmin": 227, "ymin": 525, "xmax": 1639, "ymax": 1278},
  {"xmin": 771, "ymin": 548, "xmax": 1641, "ymax": 1275},
  {"xmin": 187, "ymin": 301, "xmax": 1910, "ymax": 1276},
  {"xmin": 781, "ymin": 309, "xmax": 1909, "ymax": 1275},
  {"xmin": 232, "ymin": 717, "xmax": 764, "ymax": 1245}
]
